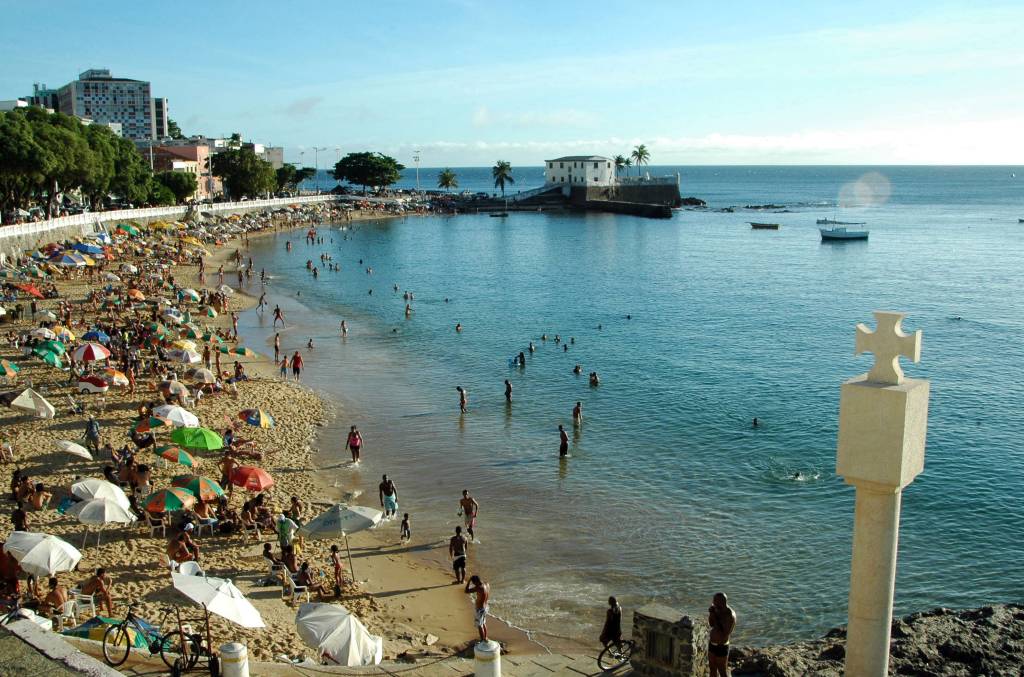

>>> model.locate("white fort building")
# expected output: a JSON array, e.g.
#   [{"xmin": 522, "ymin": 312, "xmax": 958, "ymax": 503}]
[{"xmin": 545, "ymin": 156, "xmax": 617, "ymax": 186}]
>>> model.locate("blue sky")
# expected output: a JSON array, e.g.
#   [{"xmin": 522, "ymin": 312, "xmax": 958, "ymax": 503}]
[{"xmin": 1, "ymin": 1, "xmax": 1022, "ymax": 167}]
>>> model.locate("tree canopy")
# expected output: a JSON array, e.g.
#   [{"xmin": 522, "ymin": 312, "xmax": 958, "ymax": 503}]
[
  {"xmin": 155, "ymin": 170, "xmax": 198, "ymax": 203},
  {"xmin": 492, "ymin": 160, "xmax": 514, "ymax": 197},
  {"xmin": 332, "ymin": 152, "xmax": 404, "ymax": 193},
  {"xmin": 437, "ymin": 168, "xmax": 458, "ymax": 192},
  {"xmin": 210, "ymin": 148, "xmax": 276, "ymax": 199},
  {"xmin": 275, "ymin": 163, "xmax": 316, "ymax": 192},
  {"xmin": 630, "ymin": 144, "xmax": 651, "ymax": 175},
  {"xmin": 167, "ymin": 118, "xmax": 185, "ymax": 140}
]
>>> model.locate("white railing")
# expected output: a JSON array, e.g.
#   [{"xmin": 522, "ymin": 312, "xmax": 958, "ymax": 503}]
[
  {"xmin": 614, "ymin": 175, "xmax": 679, "ymax": 186},
  {"xmin": 505, "ymin": 184, "xmax": 563, "ymax": 202},
  {"xmin": 0, "ymin": 195, "xmax": 341, "ymax": 241}
]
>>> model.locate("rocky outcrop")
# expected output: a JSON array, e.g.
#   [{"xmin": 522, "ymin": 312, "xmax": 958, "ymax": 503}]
[
  {"xmin": 731, "ymin": 604, "xmax": 1024, "ymax": 676},
  {"xmin": 680, "ymin": 196, "xmax": 706, "ymax": 207}
]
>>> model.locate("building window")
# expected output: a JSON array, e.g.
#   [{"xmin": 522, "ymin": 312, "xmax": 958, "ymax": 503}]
[
  {"xmin": 594, "ymin": 177, "xmax": 599, "ymax": 182},
  {"xmin": 559, "ymin": 162, "xmax": 563, "ymax": 168},
  {"xmin": 560, "ymin": 177, "xmax": 564, "ymax": 183},
  {"xmin": 548, "ymin": 162, "xmax": 553, "ymax": 168},
  {"xmin": 594, "ymin": 162, "xmax": 599, "ymax": 169}
]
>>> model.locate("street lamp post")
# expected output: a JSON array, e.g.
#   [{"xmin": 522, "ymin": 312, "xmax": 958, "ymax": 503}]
[{"xmin": 413, "ymin": 149, "xmax": 421, "ymax": 193}]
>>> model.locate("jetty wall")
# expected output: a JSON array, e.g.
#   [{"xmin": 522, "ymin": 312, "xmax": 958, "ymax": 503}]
[{"xmin": 570, "ymin": 182, "xmax": 682, "ymax": 207}]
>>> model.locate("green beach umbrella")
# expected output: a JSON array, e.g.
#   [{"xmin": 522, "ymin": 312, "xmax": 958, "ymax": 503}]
[
  {"xmin": 170, "ymin": 426, "xmax": 223, "ymax": 451},
  {"xmin": 143, "ymin": 487, "xmax": 196, "ymax": 513},
  {"xmin": 157, "ymin": 446, "xmax": 198, "ymax": 467},
  {"xmin": 117, "ymin": 223, "xmax": 140, "ymax": 236},
  {"xmin": 171, "ymin": 475, "xmax": 225, "ymax": 501},
  {"xmin": 33, "ymin": 348, "xmax": 63, "ymax": 368},
  {"xmin": 147, "ymin": 322, "xmax": 169, "ymax": 336},
  {"xmin": 38, "ymin": 340, "xmax": 66, "ymax": 355},
  {"xmin": 1, "ymin": 360, "xmax": 20, "ymax": 377},
  {"xmin": 219, "ymin": 346, "xmax": 257, "ymax": 357}
]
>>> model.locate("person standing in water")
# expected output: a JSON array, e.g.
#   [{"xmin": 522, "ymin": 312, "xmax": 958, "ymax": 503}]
[
  {"xmin": 379, "ymin": 474, "xmax": 398, "ymax": 519},
  {"xmin": 504, "ymin": 379, "xmax": 512, "ymax": 402},
  {"xmin": 558, "ymin": 424, "xmax": 569, "ymax": 457},
  {"xmin": 456, "ymin": 386, "xmax": 468, "ymax": 414},
  {"xmin": 708, "ymin": 592, "xmax": 737, "ymax": 677},
  {"xmin": 459, "ymin": 489, "xmax": 479, "ymax": 541},
  {"xmin": 573, "ymin": 401, "xmax": 583, "ymax": 425},
  {"xmin": 340, "ymin": 319, "xmax": 348, "ymax": 335},
  {"xmin": 345, "ymin": 426, "xmax": 363, "ymax": 463}
]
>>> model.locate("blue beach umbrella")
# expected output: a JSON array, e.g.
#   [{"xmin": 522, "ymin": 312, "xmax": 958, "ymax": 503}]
[
  {"xmin": 72, "ymin": 243, "xmax": 103, "ymax": 255},
  {"xmin": 82, "ymin": 330, "xmax": 111, "ymax": 344}
]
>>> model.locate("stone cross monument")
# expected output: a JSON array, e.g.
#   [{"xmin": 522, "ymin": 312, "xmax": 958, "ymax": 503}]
[{"xmin": 837, "ymin": 311, "xmax": 929, "ymax": 677}]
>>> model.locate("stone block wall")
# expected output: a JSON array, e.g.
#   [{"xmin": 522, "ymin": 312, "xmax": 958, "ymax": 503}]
[{"xmin": 631, "ymin": 604, "xmax": 709, "ymax": 677}]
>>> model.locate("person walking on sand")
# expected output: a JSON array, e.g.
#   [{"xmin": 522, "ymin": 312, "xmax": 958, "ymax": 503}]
[
  {"xmin": 600, "ymin": 596, "xmax": 623, "ymax": 654},
  {"xmin": 459, "ymin": 490, "xmax": 479, "ymax": 541},
  {"xmin": 558, "ymin": 424, "xmax": 569, "ymax": 457},
  {"xmin": 456, "ymin": 386, "xmax": 468, "ymax": 414},
  {"xmin": 279, "ymin": 355, "xmax": 288, "ymax": 379},
  {"xmin": 464, "ymin": 575, "xmax": 490, "ymax": 642},
  {"xmin": 379, "ymin": 474, "xmax": 398, "ymax": 519},
  {"xmin": 272, "ymin": 305, "xmax": 285, "ymax": 327},
  {"xmin": 708, "ymin": 592, "xmax": 737, "ymax": 677},
  {"xmin": 290, "ymin": 350, "xmax": 303, "ymax": 381},
  {"xmin": 449, "ymin": 526, "xmax": 469, "ymax": 583},
  {"xmin": 345, "ymin": 426, "xmax": 363, "ymax": 463}
]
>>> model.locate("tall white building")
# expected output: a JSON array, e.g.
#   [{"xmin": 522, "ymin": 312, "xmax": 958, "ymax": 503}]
[
  {"xmin": 56, "ymin": 69, "xmax": 167, "ymax": 141},
  {"xmin": 545, "ymin": 155, "xmax": 616, "ymax": 186}
]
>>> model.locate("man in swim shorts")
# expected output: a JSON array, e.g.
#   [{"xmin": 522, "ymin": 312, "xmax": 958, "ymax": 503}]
[
  {"xmin": 459, "ymin": 489, "xmax": 479, "ymax": 540},
  {"xmin": 558, "ymin": 424, "xmax": 569, "ymax": 457},
  {"xmin": 379, "ymin": 474, "xmax": 398, "ymax": 519},
  {"xmin": 465, "ymin": 574, "xmax": 490, "ymax": 642},
  {"xmin": 708, "ymin": 592, "xmax": 736, "ymax": 677},
  {"xmin": 449, "ymin": 526, "xmax": 469, "ymax": 583}
]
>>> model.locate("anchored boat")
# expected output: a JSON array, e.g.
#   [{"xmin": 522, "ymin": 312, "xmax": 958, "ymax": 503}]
[
  {"xmin": 820, "ymin": 227, "xmax": 869, "ymax": 241},
  {"xmin": 749, "ymin": 222, "xmax": 780, "ymax": 230}
]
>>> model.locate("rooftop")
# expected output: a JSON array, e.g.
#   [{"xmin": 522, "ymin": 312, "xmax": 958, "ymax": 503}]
[{"xmin": 546, "ymin": 155, "xmax": 612, "ymax": 162}]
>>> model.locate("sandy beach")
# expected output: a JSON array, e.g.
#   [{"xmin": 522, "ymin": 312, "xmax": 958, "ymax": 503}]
[{"xmin": 0, "ymin": 204, "xmax": 535, "ymax": 664}]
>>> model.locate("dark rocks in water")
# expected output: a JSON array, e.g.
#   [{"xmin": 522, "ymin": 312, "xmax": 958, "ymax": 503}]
[
  {"xmin": 731, "ymin": 604, "xmax": 1024, "ymax": 677},
  {"xmin": 679, "ymin": 196, "xmax": 706, "ymax": 207},
  {"xmin": 745, "ymin": 204, "xmax": 786, "ymax": 210}
]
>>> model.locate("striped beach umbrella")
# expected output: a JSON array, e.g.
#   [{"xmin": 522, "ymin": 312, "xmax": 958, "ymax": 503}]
[
  {"xmin": 171, "ymin": 475, "xmax": 225, "ymax": 502},
  {"xmin": 104, "ymin": 368, "xmax": 129, "ymax": 386},
  {"xmin": 1, "ymin": 360, "xmax": 20, "ymax": 377},
  {"xmin": 133, "ymin": 416, "xmax": 172, "ymax": 434},
  {"xmin": 170, "ymin": 426, "xmax": 223, "ymax": 451},
  {"xmin": 33, "ymin": 348, "xmax": 63, "ymax": 368},
  {"xmin": 143, "ymin": 487, "xmax": 196, "ymax": 514},
  {"xmin": 72, "ymin": 342, "xmax": 111, "ymax": 362},
  {"xmin": 157, "ymin": 446, "xmax": 198, "ymax": 467},
  {"xmin": 238, "ymin": 409, "xmax": 275, "ymax": 429},
  {"xmin": 219, "ymin": 346, "xmax": 256, "ymax": 357},
  {"xmin": 230, "ymin": 466, "xmax": 274, "ymax": 492}
]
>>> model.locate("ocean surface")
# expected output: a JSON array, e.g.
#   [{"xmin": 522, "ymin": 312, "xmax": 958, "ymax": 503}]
[{"xmin": 244, "ymin": 166, "xmax": 1024, "ymax": 647}]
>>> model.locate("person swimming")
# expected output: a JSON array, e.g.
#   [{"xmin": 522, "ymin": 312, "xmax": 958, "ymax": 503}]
[
  {"xmin": 529, "ymin": 342, "xmax": 536, "ymax": 353},
  {"xmin": 455, "ymin": 323, "xmax": 463, "ymax": 332},
  {"xmin": 573, "ymin": 364, "xmax": 582, "ymax": 374}
]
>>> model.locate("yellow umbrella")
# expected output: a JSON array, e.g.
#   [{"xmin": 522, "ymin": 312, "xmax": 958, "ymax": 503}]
[
  {"xmin": 172, "ymin": 339, "xmax": 197, "ymax": 351},
  {"xmin": 53, "ymin": 326, "xmax": 76, "ymax": 342}
]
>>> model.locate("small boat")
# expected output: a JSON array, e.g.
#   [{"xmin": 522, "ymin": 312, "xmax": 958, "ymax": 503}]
[
  {"xmin": 817, "ymin": 218, "xmax": 866, "ymax": 225},
  {"xmin": 749, "ymin": 222, "xmax": 779, "ymax": 230},
  {"xmin": 1019, "ymin": 218, "xmax": 1024, "ymax": 223},
  {"xmin": 820, "ymin": 227, "xmax": 869, "ymax": 241}
]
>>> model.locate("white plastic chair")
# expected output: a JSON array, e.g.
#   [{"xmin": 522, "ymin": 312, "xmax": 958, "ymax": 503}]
[
  {"xmin": 56, "ymin": 599, "xmax": 77, "ymax": 630},
  {"xmin": 283, "ymin": 575, "xmax": 309, "ymax": 606},
  {"xmin": 178, "ymin": 561, "xmax": 204, "ymax": 576},
  {"xmin": 194, "ymin": 519, "xmax": 216, "ymax": 537},
  {"xmin": 73, "ymin": 592, "xmax": 96, "ymax": 621},
  {"xmin": 148, "ymin": 516, "xmax": 166, "ymax": 538}
]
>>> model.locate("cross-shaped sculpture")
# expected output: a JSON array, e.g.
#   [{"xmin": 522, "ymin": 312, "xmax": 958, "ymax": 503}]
[{"xmin": 854, "ymin": 311, "xmax": 922, "ymax": 385}]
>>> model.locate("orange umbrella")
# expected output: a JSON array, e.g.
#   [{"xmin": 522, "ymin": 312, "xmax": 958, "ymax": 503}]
[
  {"xmin": 230, "ymin": 466, "xmax": 274, "ymax": 492},
  {"xmin": 143, "ymin": 487, "xmax": 196, "ymax": 513},
  {"xmin": 127, "ymin": 289, "xmax": 145, "ymax": 301},
  {"xmin": 16, "ymin": 283, "xmax": 44, "ymax": 299}
]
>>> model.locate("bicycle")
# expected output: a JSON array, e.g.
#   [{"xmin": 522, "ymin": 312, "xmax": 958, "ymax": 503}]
[
  {"xmin": 101, "ymin": 603, "xmax": 205, "ymax": 671},
  {"xmin": 597, "ymin": 639, "xmax": 637, "ymax": 672}
]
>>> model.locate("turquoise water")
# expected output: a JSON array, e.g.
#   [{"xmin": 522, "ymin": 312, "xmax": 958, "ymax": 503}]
[{"xmin": 241, "ymin": 166, "xmax": 1024, "ymax": 645}]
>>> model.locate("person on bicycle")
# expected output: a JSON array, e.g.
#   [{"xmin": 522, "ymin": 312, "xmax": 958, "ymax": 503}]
[{"xmin": 600, "ymin": 596, "xmax": 623, "ymax": 653}]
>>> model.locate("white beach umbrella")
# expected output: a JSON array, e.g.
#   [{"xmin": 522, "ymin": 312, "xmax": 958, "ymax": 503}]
[
  {"xmin": 3, "ymin": 532, "xmax": 82, "ymax": 577},
  {"xmin": 11, "ymin": 388, "xmax": 55, "ymax": 419},
  {"xmin": 170, "ymin": 573, "xmax": 264, "ymax": 628},
  {"xmin": 104, "ymin": 272, "xmax": 121, "ymax": 282},
  {"xmin": 55, "ymin": 439, "xmax": 93, "ymax": 460},
  {"xmin": 192, "ymin": 368, "xmax": 216, "ymax": 384},
  {"xmin": 153, "ymin": 404, "xmax": 200, "ymax": 428},
  {"xmin": 38, "ymin": 309, "xmax": 58, "ymax": 321},
  {"xmin": 297, "ymin": 505, "xmax": 383, "ymax": 580},
  {"xmin": 295, "ymin": 604, "xmax": 382, "ymax": 667},
  {"xmin": 67, "ymin": 498, "xmax": 137, "ymax": 542},
  {"xmin": 71, "ymin": 478, "xmax": 130, "ymax": 510},
  {"xmin": 31, "ymin": 327, "xmax": 57, "ymax": 340},
  {"xmin": 167, "ymin": 349, "xmax": 201, "ymax": 364},
  {"xmin": 217, "ymin": 285, "xmax": 234, "ymax": 296},
  {"xmin": 120, "ymin": 263, "xmax": 138, "ymax": 274}
]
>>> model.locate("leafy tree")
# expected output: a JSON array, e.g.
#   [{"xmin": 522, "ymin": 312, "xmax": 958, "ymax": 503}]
[
  {"xmin": 228, "ymin": 132, "xmax": 242, "ymax": 149},
  {"xmin": 155, "ymin": 170, "xmax": 198, "ymax": 203},
  {"xmin": 275, "ymin": 164, "xmax": 316, "ymax": 192},
  {"xmin": 624, "ymin": 157, "xmax": 633, "ymax": 175},
  {"xmin": 147, "ymin": 178, "xmax": 176, "ymax": 206},
  {"xmin": 332, "ymin": 152, "xmax": 404, "ymax": 193},
  {"xmin": 630, "ymin": 144, "xmax": 650, "ymax": 176},
  {"xmin": 614, "ymin": 155, "xmax": 626, "ymax": 176},
  {"xmin": 167, "ymin": 118, "xmax": 185, "ymax": 140},
  {"xmin": 0, "ymin": 111, "xmax": 46, "ymax": 215},
  {"xmin": 81, "ymin": 124, "xmax": 117, "ymax": 208},
  {"xmin": 492, "ymin": 160, "xmax": 514, "ymax": 197},
  {"xmin": 437, "ymin": 168, "xmax": 458, "ymax": 192},
  {"xmin": 109, "ymin": 135, "xmax": 152, "ymax": 206},
  {"xmin": 210, "ymin": 148, "xmax": 276, "ymax": 199},
  {"xmin": 27, "ymin": 110, "xmax": 94, "ymax": 217}
]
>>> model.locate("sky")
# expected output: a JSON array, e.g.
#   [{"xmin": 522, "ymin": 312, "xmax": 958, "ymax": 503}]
[{"xmin": 1, "ymin": 1, "xmax": 1022, "ymax": 167}]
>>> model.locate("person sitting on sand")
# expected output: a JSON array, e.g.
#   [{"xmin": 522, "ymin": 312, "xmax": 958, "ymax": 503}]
[
  {"xmin": 297, "ymin": 562, "xmax": 329, "ymax": 600},
  {"xmin": 167, "ymin": 533, "xmax": 195, "ymax": 564},
  {"xmin": 38, "ymin": 577, "xmax": 68, "ymax": 618},
  {"xmin": 80, "ymin": 568, "xmax": 114, "ymax": 617},
  {"xmin": 29, "ymin": 483, "xmax": 51, "ymax": 511}
]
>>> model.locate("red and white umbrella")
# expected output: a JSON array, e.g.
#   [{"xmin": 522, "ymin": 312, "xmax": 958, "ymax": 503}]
[{"xmin": 72, "ymin": 343, "xmax": 111, "ymax": 362}]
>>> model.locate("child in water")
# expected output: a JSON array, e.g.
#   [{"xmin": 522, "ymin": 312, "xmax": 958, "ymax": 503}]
[{"xmin": 400, "ymin": 513, "xmax": 411, "ymax": 543}]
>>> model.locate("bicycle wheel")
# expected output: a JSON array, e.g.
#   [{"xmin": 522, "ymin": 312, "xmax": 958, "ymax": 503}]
[
  {"xmin": 597, "ymin": 640, "xmax": 634, "ymax": 672},
  {"xmin": 102, "ymin": 623, "xmax": 132, "ymax": 666},
  {"xmin": 160, "ymin": 631, "xmax": 201, "ymax": 671}
]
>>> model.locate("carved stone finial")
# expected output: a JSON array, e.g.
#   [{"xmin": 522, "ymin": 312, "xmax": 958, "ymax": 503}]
[{"xmin": 854, "ymin": 311, "xmax": 922, "ymax": 385}]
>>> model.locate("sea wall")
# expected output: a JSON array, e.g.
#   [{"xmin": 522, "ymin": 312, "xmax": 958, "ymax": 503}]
[{"xmin": 570, "ymin": 183, "xmax": 682, "ymax": 206}]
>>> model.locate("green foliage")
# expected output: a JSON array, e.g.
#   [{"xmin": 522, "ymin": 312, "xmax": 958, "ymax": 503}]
[
  {"xmin": 276, "ymin": 164, "xmax": 317, "ymax": 192},
  {"xmin": 167, "ymin": 118, "xmax": 185, "ymax": 140},
  {"xmin": 210, "ymin": 148, "xmax": 276, "ymax": 199},
  {"xmin": 155, "ymin": 170, "xmax": 198, "ymax": 203},
  {"xmin": 492, "ymin": 160, "xmax": 514, "ymax": 197},
  {"xmin": 437, "ymin": 168, "xmax": 458, "ymax": 192},
  {"xmin": 332, "ymin": 152, "xmax": 404, "ymax": 193},
  {"xmin": 614, "ymin": 155, "xmax": 627, "ymax": 176},
  {"xmin": 630, "ymin": 144, "xmax": 650, "ymax": 175},
  {"xmin": 147, "ymin": 178, "xmax": 176, "ymax": 206}
]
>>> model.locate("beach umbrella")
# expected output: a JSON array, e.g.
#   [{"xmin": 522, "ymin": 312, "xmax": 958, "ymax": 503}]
[
  {"xmin": 56, "ymin": 440, "xmax": 93, "ymax": 460},
  {"xmin": 54, "ymin": 253, "xmax": 86, "ymax": 267},
  {"xmin": 67, "ymin": 498, "xmax": 137, "ymax": 526},
  {"xmin": 71, "ymin": 479, "xmax": 130, "ymax": 510},
  {"xmin": 180, "ymin": 289, "xmax": 201, "ymax": 302},
  {"xmin": 143, "ymin": 487, "xmax": 196, "ymax": 514},
  {"xmin": 0, "ymin": 360, "xmax": 20, "ymax": 378},
  {"xmin": 33, "ymin": 348, "xmax": 63, "ymax": 369},
  {"xmin": 238, "ymin": 409, "xmax": 275, "ymax": 429},
  {"xmin": 157, "ymin": 380, "xmax": 190, "ymax": 398},
  {"xmin": 116, "ymin": 223, "xmax": 140, "ymax": 236},
  {"xmin": 133, "ymin": 415, "xmax": 172, "ymax": 434},
  {"xmin": 38, "ymin": 339, "xmax": 66, "ymax": 355},
  {"xmin": 170, "ymin": 427, "xmax": 223, "ymax": 451},
  {"xmin": 295, "ymin": 604, "xmax": 382, "ymax": 667},
  {"xmin": 104, "ymin": 367, "xmax": 129, "ymax": 386},
  {"xmin": 147, "ymin": 322, "xmax": 169, "ymax": 336},
  {"xmin": 171, "ymin": 475, "xmax": 224, "ymax": 502},
  {"xmin": 229, "ymin": 466, "xmax": 274, "ymax": 492},
  {"xmin": 192, "ymin": 368, "xmax": 216, "ymax": 384},
  {"xmin": 127, "ymin": 289, "xmax": 145, "ymax": 301},
  {"xmin": 171, "ymin": 573, "xmax": 264, "ymax": 628},
  {"xmin": 11, "ymin": 388, "xmax": 55, "ymax": 418},
  {"xmin": 120, "ymin": 263, "xmax": 138, "ymax": 274},
  {"xmin": 297, "ymin": 505, "xmax": 383, "ymax": 581},
  {"xmin": 83, "ymin": 329, "xmax": 111, "ymax": 344},
  {"xmin": 30, "ymin": 327, "xmax": 56, "ymax": 340},
  {"xmin": 219, "ymin": 346, "xmax": 256, "ymax": 357},
  {"xmin": 4, "ymin": 532, "xmax": 82, "ymax": 577},
  {"xmin": 168, "ymin": 349, "xmax": 201, "ymax": 364},
  {"xmin": 157, "ymin": 446, "xmax": 198, "ymax": 467},
  {"xmin": 0, "ymin": 306, "xmax": 5, "ymax": 315},
  {"xmin": 53, "ymin": 326, "xmax": 75, "ymax": 342},
  {"xmin": 73, "ymin": 342, "xmax": 111, "ymax": 362},
  {"xmin": 217, "ymin": 285, "xmax": 234, "ymax": 296},
  {"xmin": 203, "ymin": 306, "xmax": 218, "ymax": 318},
  {"xmin": 103, "ymin": 272, "xmax": 121, "ymax": 282},
  {"xmin": 172, "ymin": 339, "xmax": 197, "ymax": 352},
  {"xmin": 17, "ymin": 283, "xmax": 45, "ymax": 299},
  {"xmin": 38, "ymin": 309, "xmax": 58, "ymax": 321},
  {"xmin": 73, "ymin": 242, "xmax": 104, "ymax": 255},
  {"xmin": 152, "ymin": 404, "xmax": 200, "ymax": 428}
]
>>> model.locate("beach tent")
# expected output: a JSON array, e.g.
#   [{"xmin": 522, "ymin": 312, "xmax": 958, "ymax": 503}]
[
  {"xmin": 171, "ymin": 573, "xmax": 264, "ymax": 628},
  {"xmin": 297, "ymin": 504, "xmax": 383, "ymax": 580},
  {"xmin": 295, "ymin": 603, "xmax": 382, "ymax": 667},
  {"xmin": 71, "ymin": 478, "xmax": 130, "ymax": 510},
  {"xmin": 3, "ymin": 532, "xmax": 82, "ymax": 576},
  {"xmin": 10, "ymin": 388, "xmax": 55, "ymax": 418}
]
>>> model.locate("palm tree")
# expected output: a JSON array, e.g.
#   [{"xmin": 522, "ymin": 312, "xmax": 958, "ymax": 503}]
[
  {"xmin": 623, "ymin": 157, "xmax": 633, "ymax": 176},
  {"xmin": 437, "ymin": 168, "xmax": 458, "ymax": 192},
  {"xmin": 614, "ymin": 155, "xmax": 627, "ymax": 177},
  {"xmin": 492, "ymin": 160, "xmax": 514, "ymax": 197},
  {"xmin": 630, "ymin": 144, "xmax": 650, "ymax": 176}
]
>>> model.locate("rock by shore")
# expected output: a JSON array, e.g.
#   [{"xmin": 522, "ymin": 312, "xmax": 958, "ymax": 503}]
[{"xmin": 731, "ymin": 604, "xmax": 1024, "ymax": 676}]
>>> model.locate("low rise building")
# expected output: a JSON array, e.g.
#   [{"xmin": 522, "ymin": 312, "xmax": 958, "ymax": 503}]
[
  {"xmin": 545, "ymin": 155, "xmax": 616, "ymax": 186},
  {"xmin": 148, "ymin": 144, "xmax": 220, "ymax": 200}
]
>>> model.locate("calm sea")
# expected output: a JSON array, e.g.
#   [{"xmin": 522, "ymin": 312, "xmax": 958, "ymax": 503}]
[{"xmin": 244, "ymin": 166, "xmax": 1024, "ymax": 646}]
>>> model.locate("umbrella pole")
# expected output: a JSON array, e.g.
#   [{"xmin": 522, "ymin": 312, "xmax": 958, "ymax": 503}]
[{"xmin": 345, "ymin": 533, "xmax": 356, "ymax": 583}]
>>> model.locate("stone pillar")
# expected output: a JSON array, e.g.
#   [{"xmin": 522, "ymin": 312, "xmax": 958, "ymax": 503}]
[
  {"xmin": 631, "ymin": 604, "xmax": 708, "ymax": 677},
  {"xmin": 837, "ymin": 312, "xmax": 929, "ymax": 677}
]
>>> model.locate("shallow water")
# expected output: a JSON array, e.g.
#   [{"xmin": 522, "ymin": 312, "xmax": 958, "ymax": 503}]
[{"xmin": 240, "ymin": 166, "xmax": 1024, "ymax": 645}]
